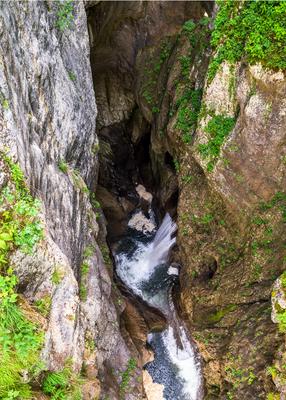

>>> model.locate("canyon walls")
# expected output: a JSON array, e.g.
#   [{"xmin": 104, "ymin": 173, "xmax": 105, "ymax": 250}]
[
  {"xmin": 0, "ymin": 1, "xmax": 285, "ymax": 399},
  {"xmin": 87, "ymin": 1, "xmax": 286, "ymax": 399}
]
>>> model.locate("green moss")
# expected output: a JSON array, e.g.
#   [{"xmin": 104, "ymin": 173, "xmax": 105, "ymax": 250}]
[
  {"xmin": 267, "ymin": 394, "xmax": 281, "ymax": 400},
  {"xmin": 208, "ymin": 1, "xmax": 286, "ymax": 82},
  {"xmin": 58, "ymin": 160, "xmax": 68, "ymax": 173},
  {"xmin": 100, "ymin": 243, "xmax": 112, "ymax": 266},
  {"xmin": 141, "ymin": 38, "xmax": 172, "ymax": 109},
  {"xmin": 207, "ymin": 304, "xmax": 237, "ymax": 324},
  {"xmin": 67, "ymin": 70, "xmax": 76, "ymax": 82},
  {"xmin": 2, "ymin": 98, "xmax": 9, "ymax": 110},
  {"xmin": 174, "ymin": 19, "xmax": 210, "ymax": 144},
  {"xmin": 198, "ymin": 114, "xmax": 236, "ymax": 171}
]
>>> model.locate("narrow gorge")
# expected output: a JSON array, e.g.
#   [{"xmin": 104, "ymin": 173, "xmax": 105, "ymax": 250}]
[{"xmin": 0, "ymin": 1, "xmax": 285, "ymax": 400}]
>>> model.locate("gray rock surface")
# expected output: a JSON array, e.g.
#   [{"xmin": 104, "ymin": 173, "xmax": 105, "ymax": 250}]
[{"xmin": 0, "ymin": 2, "xmax": 140, "ymax": 398}]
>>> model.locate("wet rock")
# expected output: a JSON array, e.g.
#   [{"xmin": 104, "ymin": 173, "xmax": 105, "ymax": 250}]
[
  {"xmin": 128, "ymin": 211, "xmax": 156, "ymax": 234},
  {"xmin": 143, "ymin": 370, "xmax": 164, "ymax": 400}
]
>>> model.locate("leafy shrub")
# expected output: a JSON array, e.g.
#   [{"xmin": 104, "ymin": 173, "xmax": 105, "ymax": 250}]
[
  {"xmin": 0, "ymin": 273, "xmax": 44, "ymax": 398},
  {"xmin": 208, "ymin": 1, "xmax": 286, "ymax": 82},
  {"xmin": 0, "ymin": 154, "xmax": 44, "ymax": 397},
  {"xmin": 0, "ymin": 154, "xmax": 43, "ymax": 266}
]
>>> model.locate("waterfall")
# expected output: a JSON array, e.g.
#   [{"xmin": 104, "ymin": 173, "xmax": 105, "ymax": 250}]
[
  {"xmin": 115, "ymin": 213, "xmax": 176, "ymax": 292},
  {"xmin": 151, "ymin": 213, "xmax": 177, "ymax": 264},
  {"xmin": 115, "ymin": 211, "xmax": 202, "ymax": 400}
]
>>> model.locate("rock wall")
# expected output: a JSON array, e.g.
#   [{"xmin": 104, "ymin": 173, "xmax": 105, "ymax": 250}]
[
  {"xmin": 87, "ymin": 1, "xmax": 286, "ymax": 399},
  {"xmin": 176, "ymin": 62, "xmax": 286, "ymax": 399},
  {"xmin": 0, "ymin": 2, "xmax": 142, "ymax": 399},
  {"xmin": 1, "ymin": 1, "xmax": 285, "ymax": 399}
]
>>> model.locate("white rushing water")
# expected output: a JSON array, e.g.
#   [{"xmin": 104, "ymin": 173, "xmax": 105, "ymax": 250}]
[
  {"xmin": 116, "ymin": 214, "xmax": 176, "ymax": 297},
  {"xmin": 115, "ymin": 211, "xmax": 202, "ymax": 400}
]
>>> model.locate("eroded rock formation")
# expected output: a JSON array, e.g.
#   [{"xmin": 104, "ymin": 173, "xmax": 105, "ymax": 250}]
[{"xmin": 1, "ymin": 1, "xmax": 286, "ymax": 399}]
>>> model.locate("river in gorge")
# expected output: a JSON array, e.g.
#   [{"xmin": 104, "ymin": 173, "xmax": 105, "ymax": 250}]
[{"xmin": 114, "ymin": 209, "xmax": 203, "ymax": 400}]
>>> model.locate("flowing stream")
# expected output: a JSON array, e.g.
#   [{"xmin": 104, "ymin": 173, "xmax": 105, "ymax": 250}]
[{"xmin": 115, "ymin": 210, "xmax": 203, "ymax": 400}]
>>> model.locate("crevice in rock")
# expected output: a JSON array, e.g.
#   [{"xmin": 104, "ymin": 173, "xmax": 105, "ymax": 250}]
[{"xmin": 86, "ymin": 2, "xmax": 213, "ymax": 398}]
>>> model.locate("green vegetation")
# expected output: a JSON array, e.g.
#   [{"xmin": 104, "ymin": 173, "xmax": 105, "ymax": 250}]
[
  {"xmin": 198, "ymin": 114, "xmax": 236, "ymax": 171},
  {"xmin": 83, "ymin": 245, "xmax": 94, "ymax": 258},
  {"xmin": 0, "ymin": 92, "xmax": 9, "ymax": 110},
  {"xmin": 181, "ymin": 174, "xmax": 193, "ymax": 184},
  {"xmin": 81, "ymin": 262, "xmax": 89, "ymax": 276},
  {"xmin": 208, "ymin": 1, "xmax": 286, "ymax": 82},
  {"xmin": 79, "ymin": 283, "xmax": 87, "ymax": 301},
  {"xmin": 35, "ymin": 295, "xmax": 52, "ymax": 317},
  {"xmin": 51, "ymin": 267, "xmax": 64, "ymax": 285},
  {"xmin": 119, "ymin": 358, "xmax": 137, "ymax": 397},
  {"xmin": 141, "ymin": 38, "xmax": 172, "ymax": 111},
  {"xmin": 174, "ymin": 159, "xmax": 180, "ymax": 173},
  {"xmin": 175, "ymin": 18, "xmax": 210, "ymax": 144},
  {"xmin": 207, "ymin": 304, "xmax": 237, "ymax": 324},
  {"xmin": 192, "ymin": 212, "xmax": 214, "ymax": 225},
  {"xmin": 90, "ymin": 193, "xmax": 100, "ymax": 209},
  {"xmin": 0, "ymin": 154, "xmax": 43, "ymax": 265},
  {"xmin": 79, "ymin": 261, "xmax": 90, "ymax": 302},
  {"xmin": 67, "ymin": 70, "xmax": 76, "ymax": 82},
  {"xmin": 42, "ymin": 366, "xmax": 84, "ymax": 400},
  {"xmin": 267, "ymin": 394, "xmax": 280, "ymax": 400},
  {"xmin": 58, "ymin": 160, "xmax": 68, "ymax": 174},
  {"xmin": 56, "ymin": 0, "xmax": 74, "ymax": 32},
  {"xmin": 0, "ymin": 273, "xmax": 44, "ymax": 398},
  {"xmin": 99, "ymin": 243, "xmax": 112, "ymax": 266},
  {"xmin": 0, "ymin": 154, "xmax": 44, "ymax": 398},
  {"xmin": 2, "ymin": 98, "xmax": 9, "ymax": 110},
  {"xmin": 91, "ymin": 143, "xmax": 99, "ymax": 155},
  {"xmin": 176, "ymin": 89, "xmax": 203, "ymax": 144},
  {"xmin": 224, "ymin": 354, "xmax": 257, "ymax": 398},
  {"xmin": 260, "ymin": 192, "xmax": 286, "ymax": 223}
]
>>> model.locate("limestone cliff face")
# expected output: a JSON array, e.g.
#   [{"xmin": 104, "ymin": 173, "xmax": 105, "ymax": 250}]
[
  {"xmin": 1, "ymin": 1, "xmax": 285, "ymax": 399},
  {"xmin": 0, "ymin": 2, "xmax": 141, "ymax": 399},
  {"xmin": 176, "ymin": 62, "xmax": 286, "ymax": 399},
  {"xmin": 86, "ymin": 1, "xmax": 286, "ymax": 399}
]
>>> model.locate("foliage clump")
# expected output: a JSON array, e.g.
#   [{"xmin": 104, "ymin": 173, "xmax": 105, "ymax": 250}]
[
  {"xmin": 119, "ymin": 358, "xmax": 137, "ymax": 397},
  {"xmin": 42, "ymin": 366, "xmax": 84, "ymax": 400},
  {"xmin": 175, "ymin": 18, "xmax": 210, "ymax": 144},
  {"xmin": 56, "ymin": 0, "xmax": 74, "ymax": 32},
  {"xmin": 208, "ymin": 0, "xmax": 286, "ymax": 82},
  {"xmin": 0, "ymin": 153, "xmax": 44, "ymax": 398},
  {"xmin": 176, "ymin": 89, "xmax": 203, "ymax": 144},
  {"xmin": 0, "ymin": 153, "xmax": 43, "ymax": 266},
  {"xmin": 198, "ymin": 114, "xmax": 236, "ymax": 171}
]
